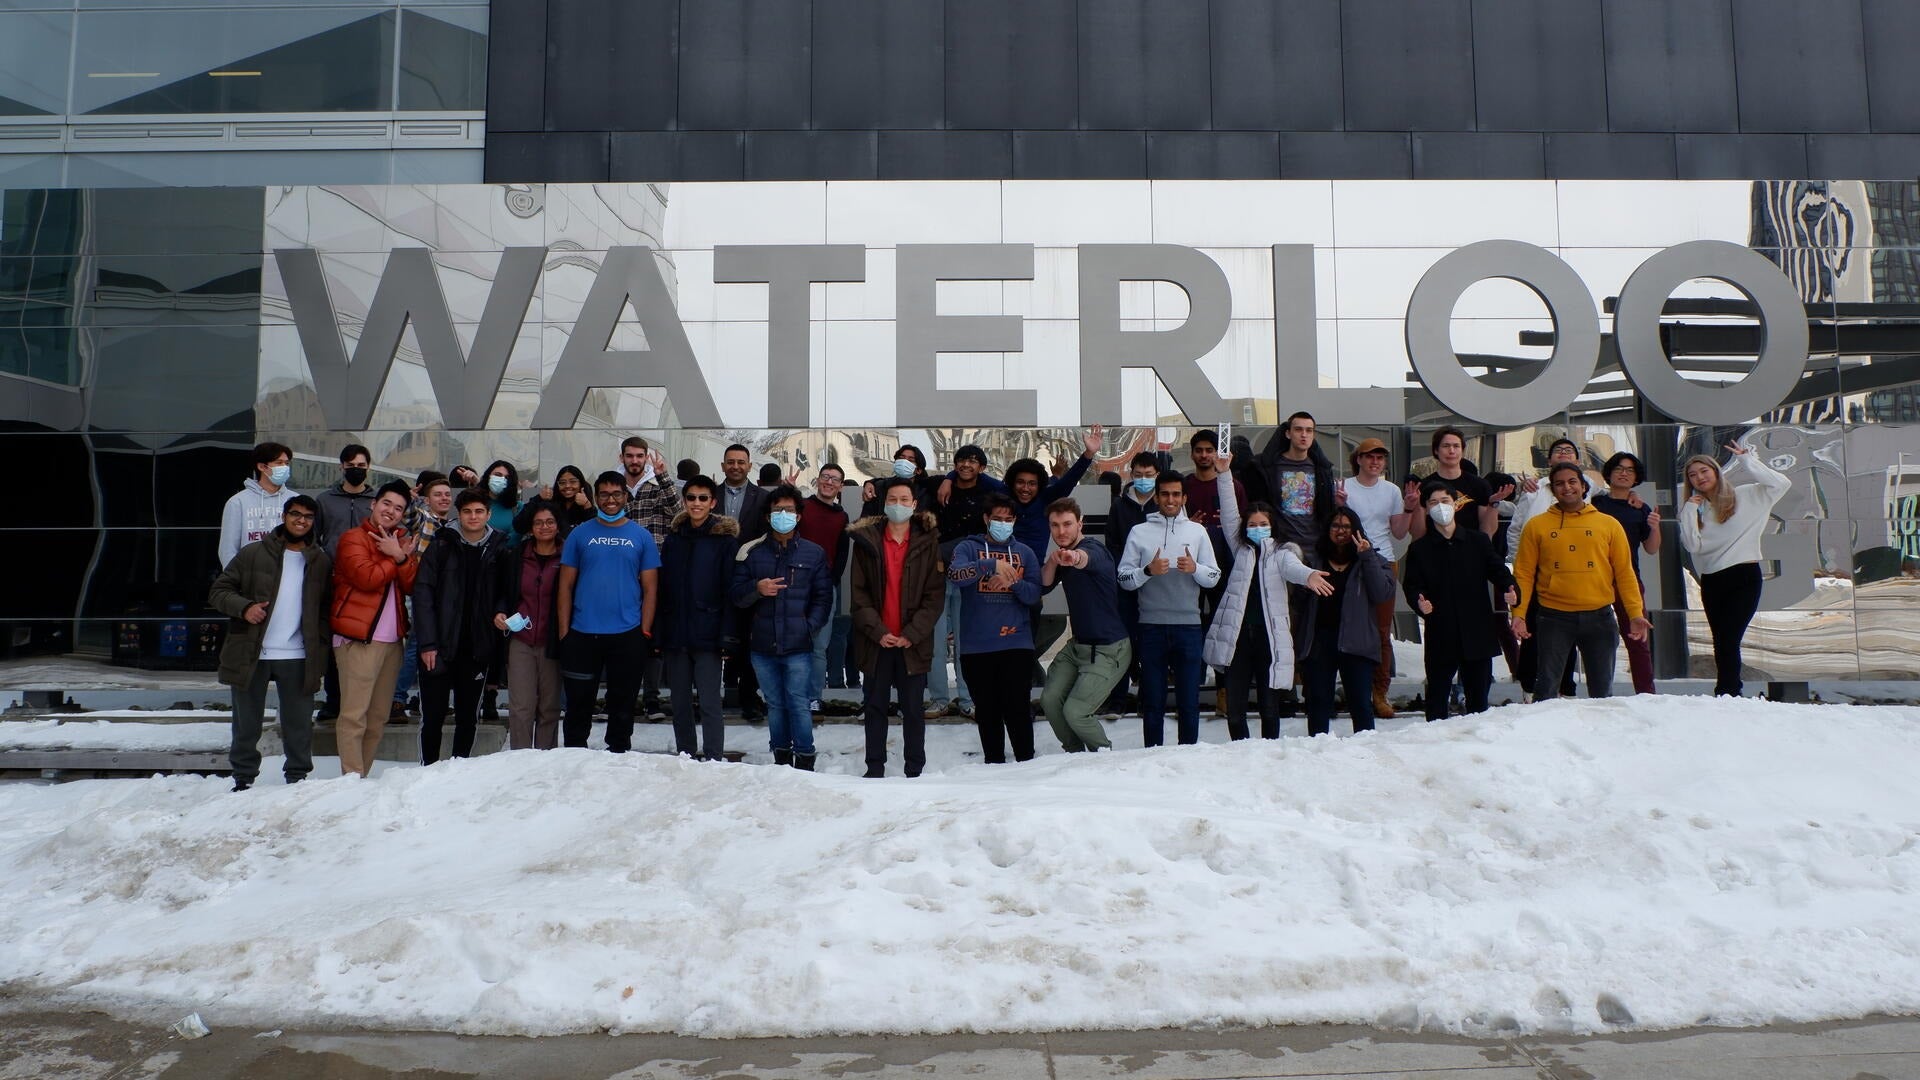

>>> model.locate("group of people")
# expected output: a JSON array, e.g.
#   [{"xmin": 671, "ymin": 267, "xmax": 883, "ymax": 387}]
[{"xmin": 209, "ymin": 421, "xmax": 1786, "ymax": 789}]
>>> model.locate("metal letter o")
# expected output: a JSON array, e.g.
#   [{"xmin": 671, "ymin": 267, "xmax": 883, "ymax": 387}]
[
  {"xmin": 1612, "ymin": 240, "xmax": 1809, "ymax": 427},
  {"xmin": 1404, "ymin": 240, "xmax": 1601, "ymax": 427}
]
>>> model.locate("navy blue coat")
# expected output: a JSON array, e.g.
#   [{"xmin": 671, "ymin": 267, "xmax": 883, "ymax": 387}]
[
  {"xmin": 656, "ymin": 511, "xmax": 740, "ymax": 651},
  {"xmin": 730, "ymin": 532, "xmax": 834, "ymax": 656}
]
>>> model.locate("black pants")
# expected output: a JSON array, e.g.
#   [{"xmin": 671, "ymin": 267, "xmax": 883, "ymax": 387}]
[
  {"xmin": 959, "ymin": 648, "xmax": 1036, "ymax": 763},
  {"xmin": 419, "ymin": 654, "xmax": 487, "ymax": 764},
  {"xmin": 560, "ymin": 626, "xmax": 647, "ymax": 752},
  {"xmin": 1302, "ymin": 631, "xmax": 1376, "ymax": 737},
  {"xmin": 1514, "ymin": 605, "xmax": 1577, "ymax": 698},
  {"xmin": 1224, "ymin": 624, "xmax": 1282, "ymax": 740},
  {"xmin": 1700, "ymin": 562, "xmax": 1763, "ymax": 697},
  {"xmin": 863, "ymin": 647, "xmax": 927, "ymax": 776},
  {"xmin": 1423, "ymin": 647, "xmax": 1492, "ymax": 722},
  {"xmin": 664, "ymin": 647, "xmax": 724, "ymax": 757},
  {"xmin": 1532, "ymin": 605, "xmax": 1617, "ymax": 700}
]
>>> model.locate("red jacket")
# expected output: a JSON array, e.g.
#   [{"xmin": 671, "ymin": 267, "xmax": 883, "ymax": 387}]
[{"xmin": 330, "ymin": 517, "xmax": 419, "ymax": 641}]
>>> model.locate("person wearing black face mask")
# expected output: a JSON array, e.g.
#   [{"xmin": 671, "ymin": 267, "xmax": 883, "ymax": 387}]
[
  {"xmin": 314, "ymin": 442, "xmax": 377, "ymax": 721},
  {"xmin": 315, "ymin": 443, "xmax": 376, "ymax": 556}
]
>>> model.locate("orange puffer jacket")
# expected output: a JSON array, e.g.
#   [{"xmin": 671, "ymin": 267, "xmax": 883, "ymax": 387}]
[{"xmin": 329, "ymin": 517, "xmax": 420, "ymax": 641}]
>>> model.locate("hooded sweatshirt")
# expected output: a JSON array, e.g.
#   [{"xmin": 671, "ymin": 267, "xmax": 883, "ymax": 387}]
[
  {"xmin": 1512, "ymin": 500, "xmax": 1644, "ymax": 621},
  {"xmin": 218, "ymin": 477, "xmax": 297, "ymax": 567},
  {"xmin": 946, "ymin": 533, "xmax": 1043, "ymax": 654},
  {"xmin": 1116, "ymin": 508, "xmax": 1222, "ymax": 625}
]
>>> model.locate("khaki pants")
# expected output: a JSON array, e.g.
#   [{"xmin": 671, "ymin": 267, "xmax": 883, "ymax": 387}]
[
  {"xmin": 334, "ymin": 640, "xmax": 402, "ymax": 776},
  {"xmin": 506, "ymin": 637, "xmax": 562, "ymax": 750}
]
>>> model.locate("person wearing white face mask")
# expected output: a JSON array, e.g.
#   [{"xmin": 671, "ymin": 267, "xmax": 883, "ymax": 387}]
[
  {"xmin": 220, "ymin": 440, "xmax": 298, "ymax": 567},
  {"xmin": 1200, "ymin": 454, "xmax": 1333, "ymax": 740},
  {"xmin": 1401, "ymin": 483, "xmax": 1518, "ymax": 722}
]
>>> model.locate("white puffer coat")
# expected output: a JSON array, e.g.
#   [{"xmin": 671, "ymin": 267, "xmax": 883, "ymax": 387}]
[{"xmin": 1200, "ymin": 470, "xmax": 1317, "ymax": 686}]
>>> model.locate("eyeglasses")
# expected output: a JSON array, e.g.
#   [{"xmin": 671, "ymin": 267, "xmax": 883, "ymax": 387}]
[
  {"xmin": 284, "ymin": 510, "xmax": 315, "ymax": 521},
  {"xmin": 1327, "ymin": 523, "xmax": 1354, "ymax": 533},
  {"xmin": 684, "ymin": 494, "xmax": 712, "ymax": 503},
  {"xmin": 595, "ymin": 491, "xmax": 627, "ymax": 502}
]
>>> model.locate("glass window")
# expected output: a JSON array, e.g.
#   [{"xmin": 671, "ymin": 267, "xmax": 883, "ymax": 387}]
[
  {"xmin": 398, "ymin": 6, "xmax": 486, "ymax": 111},
  {"xmin": 73, "ymin": 7, "xmax": 393, "ymax": 114},
  {"xmin": 0, "ymin": 11, "xmax": 73, "ymax": 115}
]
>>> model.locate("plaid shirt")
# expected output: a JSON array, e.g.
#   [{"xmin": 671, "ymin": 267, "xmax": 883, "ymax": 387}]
[
  {"xmin": 625, "ymin": 476, "xmax": 682, "ymax": 545},
  {"xmin": 406, "ymin": 498, "xmax": 452, "ymax": 554}
]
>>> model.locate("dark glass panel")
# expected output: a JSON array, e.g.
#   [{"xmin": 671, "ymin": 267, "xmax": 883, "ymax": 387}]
[
  {"xmin": 399, "ymin": 7, "xmax": 487, "ymax": 110},
  {"xmin": 82, "ymin": 11, "xmax": 394, "ymax": 114}
]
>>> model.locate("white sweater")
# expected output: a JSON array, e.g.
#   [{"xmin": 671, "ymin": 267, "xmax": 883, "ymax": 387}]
[{"xmin": 1678, "ymin": 454, "xmax": 1791, "ymax": 575}]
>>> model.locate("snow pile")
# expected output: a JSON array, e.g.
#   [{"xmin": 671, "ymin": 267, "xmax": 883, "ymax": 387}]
[
  {"xmin": 1, "ymin": 696, "xmax": 1918, "ymax": 1038},
  {"xmin": 0, "ymin": 719, "xmax": 239, "ymax": 752}
]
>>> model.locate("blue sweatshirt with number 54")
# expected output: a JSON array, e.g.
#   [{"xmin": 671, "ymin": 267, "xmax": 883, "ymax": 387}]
[{"xmin": 945, "ymin": 534, "xmax": 1043, "ymax": 655}]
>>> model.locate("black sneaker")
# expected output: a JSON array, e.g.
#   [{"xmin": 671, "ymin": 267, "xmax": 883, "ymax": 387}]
[
  {"xmin": 316, "ymin": 703, "xmax": 340, "ymax": 721},
  {"xmin": 863, "ymin": 765, "xmax": 884, "ymax": 779},
  {"xmin": 773, "ymin": 749, "xmax": 793, "ymax": 767},
  {"xmin": 231, "ymin": 779, "xmax": 252, "ymax": 793}
]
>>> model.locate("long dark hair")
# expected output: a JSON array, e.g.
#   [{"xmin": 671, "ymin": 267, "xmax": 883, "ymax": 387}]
[
  {"xmin": 1316, "ymin": 505, "xmax": 1365, "ymax": 565},
  {"xmin": 1239, "ymin": 500, "xmax": 1279, "ymax": 550},
  {"xmin": 484, "ymin": 459, "xmax": 520, "ymax": 508}
]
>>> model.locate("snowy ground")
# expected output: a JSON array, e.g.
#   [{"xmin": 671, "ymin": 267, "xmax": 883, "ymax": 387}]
[{"xmin": 1, "ymin": 696, "xmax": 1917, "ymax": 1041}]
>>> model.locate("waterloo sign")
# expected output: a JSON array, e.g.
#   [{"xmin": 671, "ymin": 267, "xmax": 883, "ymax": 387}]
[{"xmin": 276, "ymin": 238, "xmax": 1808, "ymax": 432}]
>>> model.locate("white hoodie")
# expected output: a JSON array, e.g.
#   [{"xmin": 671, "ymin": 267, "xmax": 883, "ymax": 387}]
[
  {"xmin": 1117, "ymin": 508, "xmax": 1222, "ymax": 625},
  {"xmin": 219, "ymin": 477, "xmax": 296, "ymax": 567},
  {"xmin": 1679, "ymin": 454, "xmax": 1791, "ymax": 575}
]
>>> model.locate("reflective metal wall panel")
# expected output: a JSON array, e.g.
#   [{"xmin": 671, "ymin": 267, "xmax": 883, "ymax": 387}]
[{"xmin": 0, "ymin": 178, "xmax": 1913, "ymax": 684}]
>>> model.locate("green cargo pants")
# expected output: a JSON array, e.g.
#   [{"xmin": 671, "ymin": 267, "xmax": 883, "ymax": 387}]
[{"xmin": 1041, "ymin": 639, "xmax": 1131, "ymax": 752}]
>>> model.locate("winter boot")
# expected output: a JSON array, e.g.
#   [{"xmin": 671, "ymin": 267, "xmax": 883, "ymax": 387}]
[
  {"xmin": 793, "ymin": 752, "xmax": 816, "ymax": 771},
  {"xmin": 1372, "ymin": 690, "xmax": 1396, "ymax": 719},
  {"xmin": 773, "ymin": 749, "xmax": 793, "ymax": 767}
]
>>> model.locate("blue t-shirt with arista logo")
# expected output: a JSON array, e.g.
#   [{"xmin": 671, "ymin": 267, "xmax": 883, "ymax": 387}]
[{"xmin": 561, "ymin": 518, "xmax": 662, "ymax": 633}]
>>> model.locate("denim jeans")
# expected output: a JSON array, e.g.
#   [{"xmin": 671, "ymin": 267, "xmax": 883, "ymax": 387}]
[
  {"xmin": 1137, "ymin": 622, "xmax": 1204, "ymax": 747},
  {"xmin": 752, "ymin": 651, "xmax": 815, "ymax": 756},
  {"xmin": 928, "ymin": 580, "xmax": 972, "ymax": 707},
  {"xmin": 393, "ymin": 629, "xmax": 419, "ymax": 704},
  {"xmin": 1532, "ymin": 604, "xmax": 1619, "ymax": 700}
]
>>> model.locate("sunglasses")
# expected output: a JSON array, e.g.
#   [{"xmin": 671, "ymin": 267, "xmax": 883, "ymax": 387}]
[{"xmin": 685, "ymin": 494, "xmax": 712, "ymax": 503}]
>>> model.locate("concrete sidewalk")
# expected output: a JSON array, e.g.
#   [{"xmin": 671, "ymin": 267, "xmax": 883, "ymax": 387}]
[{"xmin": 5, "ymin": 1009, "xmax": 1920, "ymax": 1079}]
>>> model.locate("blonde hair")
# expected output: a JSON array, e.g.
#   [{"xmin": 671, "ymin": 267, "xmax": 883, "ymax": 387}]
[{"xmin": 1682, "ymin": 454, "xmax": 1737, "ymax": 524}]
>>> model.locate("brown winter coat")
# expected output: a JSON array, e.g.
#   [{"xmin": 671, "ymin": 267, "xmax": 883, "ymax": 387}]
[
  {"xmin": 847, "ymin": 511, "xmax": 946, "ymax": 676},
  {"xmin": 208, "ymin": 526, "xmax": 333, "ymax": 693}
]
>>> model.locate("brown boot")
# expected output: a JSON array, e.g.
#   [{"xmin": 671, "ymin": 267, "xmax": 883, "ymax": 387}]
[{"xmin": 1372, "ymin": 690, "xmax": 1396, "ymax": 719}]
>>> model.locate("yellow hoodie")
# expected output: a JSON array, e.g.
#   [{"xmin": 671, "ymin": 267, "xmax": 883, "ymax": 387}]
[{"xmin": 1512, "ymin": 500, "xmax": 1645, "ymax": 621}]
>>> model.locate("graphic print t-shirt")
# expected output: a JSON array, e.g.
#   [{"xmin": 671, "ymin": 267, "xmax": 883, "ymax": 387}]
[
  {"xmin": 1271, "ymin": 456, "xmax": 1318, "ymax": 547},
  {"xmin": 561, "ymin": 518, "xmax": 662, "ymax": 634}
]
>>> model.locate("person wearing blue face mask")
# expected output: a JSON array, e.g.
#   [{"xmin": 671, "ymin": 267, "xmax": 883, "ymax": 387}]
[
  {"xmin": 731, "ymin": 485, "xmax": 834, "ymax": 769},
  {"xmin": 947, "ymin": 494, "xmax": 1045, "ymax": 764},
  {"xmin": 1201, "ymin": 453, "xmax": 1334, "ymax": 740},
  {"xmin": 220, "ymin": 440, "xmax": 298, "ymax": 568},
  {"xmin": 556, "ymin": 472, "xmax": 661, "ymax": 753},
  {"xmin": 1102, "ymin": 450, "xmax": 1164, "ymax": 717}
]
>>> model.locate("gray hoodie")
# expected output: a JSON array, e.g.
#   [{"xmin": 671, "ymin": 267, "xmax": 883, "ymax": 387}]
[
  {"xmin": 1116, "ymin": 508, "xmax": 1222, "ymax": 625},
  {"xmin": 218, "ymin": 478, "xmax": 297, "ymax": 568}
]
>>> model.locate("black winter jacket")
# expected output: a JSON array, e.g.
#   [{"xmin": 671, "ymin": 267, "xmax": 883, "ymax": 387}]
[
  {"xmin": 657, "ymin": 511, "xmax": 741, "ymax": 651},
  {"xmin": 413, "ymin": 526, "xmax": 512, "ymax": 665},
  {"xmin": 1293, "ymin": 548, "xmax": 1397, "ymax": 663},
  {"xmin": 730, "ymin": 533, "xmax": 834, "ymax": 656},
  {"xmin": 1400, "ymin": 524, "xmax": 1515, "ymax": 661}
]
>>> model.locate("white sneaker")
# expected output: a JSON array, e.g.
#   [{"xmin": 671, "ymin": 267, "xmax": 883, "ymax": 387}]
[{"xmin": 808, "ymin": 699, "xmax": 822, "ymax": 715}]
